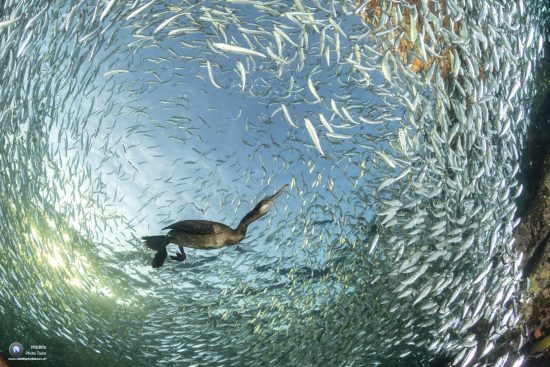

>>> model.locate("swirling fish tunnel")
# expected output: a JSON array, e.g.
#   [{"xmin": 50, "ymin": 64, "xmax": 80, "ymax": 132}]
[{"xmin": 0, "ymin": 1, "xmax": 545, "ymax": 366}]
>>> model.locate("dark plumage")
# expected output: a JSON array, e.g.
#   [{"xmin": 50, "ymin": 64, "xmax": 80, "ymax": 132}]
[{"xmin": 143, "ymin": 184, "xmax": 287, "ymax": 268}]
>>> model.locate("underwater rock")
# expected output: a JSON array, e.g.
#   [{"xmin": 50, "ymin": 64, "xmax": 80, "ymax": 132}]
[{"xmin": 516, "ymin": 37, "xmax": 550, "ymax": 363}]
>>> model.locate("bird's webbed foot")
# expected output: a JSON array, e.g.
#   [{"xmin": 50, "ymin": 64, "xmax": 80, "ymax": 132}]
[
  {"xmin": 170, "ymin": 254, "xmax": 186, "ymax": 261},
  {"xmin": 170, "ymin": 247, "xmax": 186, "ymax": 261}
]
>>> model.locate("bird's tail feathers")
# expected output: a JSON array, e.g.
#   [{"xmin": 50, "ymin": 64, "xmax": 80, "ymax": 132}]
[{"xmin": 142, "ymin": 235, "xmax": 170, "ymax": 251}]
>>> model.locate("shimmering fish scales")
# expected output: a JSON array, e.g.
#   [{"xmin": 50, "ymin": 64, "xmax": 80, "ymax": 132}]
[
  {"xmin": 0, "ymin": 17, "xmax": 20, "ymax": 30},
  {"xmin": 212, "ymin": 42, "xmax": 266, "ymax": 58},
  {"xmin": 304, "ymin": 117, "xmax": 324, "ymax": 156}
]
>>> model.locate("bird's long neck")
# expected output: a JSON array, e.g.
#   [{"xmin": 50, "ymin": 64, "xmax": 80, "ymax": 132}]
[{"xmin": 235, "ymin": 208, "xmax": 263, "ymax": 236}]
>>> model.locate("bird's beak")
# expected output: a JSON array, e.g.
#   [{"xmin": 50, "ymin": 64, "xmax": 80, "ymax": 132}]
[{"xmin": 265, "ymin": 184, "xmax": 288, "ymax": 205}]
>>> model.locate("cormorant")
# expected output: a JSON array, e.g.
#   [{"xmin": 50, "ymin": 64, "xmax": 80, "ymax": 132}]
[{"xmin": 142, "ymin": 184, "xmax": 288, "ymax": 268}]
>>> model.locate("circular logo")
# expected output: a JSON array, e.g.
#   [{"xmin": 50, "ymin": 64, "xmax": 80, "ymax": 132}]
[{"xmin": 8, "ymin": 342, "xmax": 24, "ymax": 358}]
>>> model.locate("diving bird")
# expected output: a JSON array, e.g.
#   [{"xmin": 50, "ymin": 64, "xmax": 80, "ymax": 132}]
[{"xmin": 143, "ymin": 184, "xmax": 288, "ymax": 268}]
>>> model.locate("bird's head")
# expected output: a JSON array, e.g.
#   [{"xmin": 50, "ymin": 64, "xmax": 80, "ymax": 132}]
[
  {"xmin": 237, "ymin": 184, "xmax": 288, "ymax": 234},
  {"xmin": 253, "ymin": 184, "xmax": 288, "ymax": 217}
]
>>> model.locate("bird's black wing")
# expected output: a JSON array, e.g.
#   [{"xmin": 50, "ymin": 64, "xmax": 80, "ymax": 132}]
[{"xmin": 163, "ymin": 220, "xmax": 221, "ymax": 235}]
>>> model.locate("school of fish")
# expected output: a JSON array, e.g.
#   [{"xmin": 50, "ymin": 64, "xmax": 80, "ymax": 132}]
[{"xmin": 0, "ymin": 0, "xmax": 545, "ymax": 366}]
